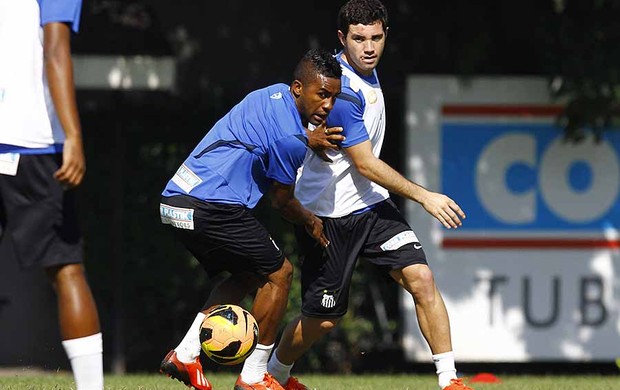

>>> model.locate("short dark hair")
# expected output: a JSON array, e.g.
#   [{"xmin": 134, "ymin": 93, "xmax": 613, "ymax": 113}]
[
  {"xmin": 337, "ymin": 0, "xmax": 388, "ymax": 36},
  {"xmin": 293, "ymin": 48, "xmax": 342, "ymax": 84}
]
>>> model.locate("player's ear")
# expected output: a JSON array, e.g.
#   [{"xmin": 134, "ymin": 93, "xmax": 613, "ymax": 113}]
[
  {"xmin": 337, "ymin": 30, "xmax": 346, "ymax": 46},
  {"xmin": 291, "ymin": 80, "xmax": 303, "ymax": 98}
]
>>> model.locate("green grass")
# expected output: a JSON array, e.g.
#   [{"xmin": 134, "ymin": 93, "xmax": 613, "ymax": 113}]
[{"xmin": 1, "ymin": 372, "xmax": 619, "ymax": 390}]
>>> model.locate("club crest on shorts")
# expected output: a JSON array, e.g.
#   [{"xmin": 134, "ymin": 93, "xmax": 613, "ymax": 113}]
[{"xmin": 321, "ymin": 290, "xmax": 336, "ymax": 308}]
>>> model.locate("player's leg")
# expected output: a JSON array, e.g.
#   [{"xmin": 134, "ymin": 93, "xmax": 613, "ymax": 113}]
[
  {"xmin": 48, "ymin": 158, "xmax": 103, "ymax": 390},
  {"xmin": 45, "ymin": 178, "xmax": 100, "ymax": 340},
  {"xmin": 268, "ymin": 314, "xmax": 339, "ymax": 390},
  {"xmin": 248, "ymin": 257, "xmax": 293, "ymax": 346},
  {"xmin": 160, "ymin": 271, "xmax": 262, "ymax": 390},
  {"xmin": 274, "ymin": 314, "xmax": 340, "ymax": 364},
  {"xmin": 158, "ymin": 197, "xmax": 251, "ymax": 390},
  {"xmin": 159, "ymin": 196, "xmax": 289, "ymax": 390},
  {"xmin": 390, "ymin": 264, "xmax": 452, "ymax": 354},
  {"xmin": 47, "ymin": 263, "xmax": 104, "ymax": 390},
  {"xmin": 236, "ymin": 258, "xmax": 293, "ymax": 390},
  {"xmin": 4, "ymin": 154, "xmax": 104, "ymax": 390},
  {"xmin": 391, "ymin": 265, "xmax": 471, "ymax": 390},
  {"xmin": 269, "ymin": 214, "xmax": 371, "ymax": 389},
  {"xmin": 47, "ymin": 263, "xmax": 100, "ymax": 339},
  {"xmin": 367, "ymin": 200, "xmax": 471, "ymax": 390}
]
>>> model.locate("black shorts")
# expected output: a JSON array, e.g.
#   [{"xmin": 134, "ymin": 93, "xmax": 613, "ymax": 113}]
[
  {"xmin": 297, "ymin": 199, "xmax": 427, "ymax": 318},
  {"xmin": 160, "ymin": 195, "xmax": 285, "ymax": 277},
  {"xmin": 0, "ymin": 153, "xmax": 83, "ymax": 269}
]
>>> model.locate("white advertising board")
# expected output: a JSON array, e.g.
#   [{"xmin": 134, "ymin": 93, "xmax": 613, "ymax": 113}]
[{"xmin": 402, "ymin": 76, "xmax": 620, "ymax": 362}]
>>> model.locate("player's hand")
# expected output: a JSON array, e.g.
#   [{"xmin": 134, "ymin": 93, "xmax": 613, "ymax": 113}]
[
  {"xmin": 420, "ymin": 191, "xmax": 466, "ymax": 229},
  {"xmin": 305, "ymin": 215, "xmax": 330, "ymax": 248},
  {"xmin": 306, "ymin": 122, "xmax": 345, "ymax": 163},
  {"xmin": 54, "ymin": 136, "xmax": 86, "ymax": 188}
]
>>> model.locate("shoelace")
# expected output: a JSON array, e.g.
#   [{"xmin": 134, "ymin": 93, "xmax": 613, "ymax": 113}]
[{"xmin": 449, "ymin": 378, "xmax": 466, "ymax": 387}]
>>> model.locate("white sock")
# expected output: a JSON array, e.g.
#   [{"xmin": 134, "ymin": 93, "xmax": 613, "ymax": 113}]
[
  {"xmin": 267, "ymin": 350, "xmax": 294, "ymax": 385},
  {"xmin": 62, "ymin": 333, "xmax": 104, "ymax": 390},
  {"xmin": 175, "ymin": 312, "xmax": 207, "ymax": 363},
  {"xmin": 240, "ymin": 343, "xmax": 274, "ymax": 384},
  {"xmin": 432, "ymin": 351, "xmax": 457, "ymax": 389}
]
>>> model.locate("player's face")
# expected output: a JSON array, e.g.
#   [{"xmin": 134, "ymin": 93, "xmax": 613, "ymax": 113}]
[
  {"xmin": 296, "ymin": 74, "xmax": 341, "ymax": 126},
  {"xmin": 339, "ymin": 22, "xmax": 386, "ymax": 76}
]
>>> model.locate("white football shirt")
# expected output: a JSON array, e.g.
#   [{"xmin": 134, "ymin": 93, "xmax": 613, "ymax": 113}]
[
  {"xmin": 295, "ymin": 53, "xmax": 389, "ymax": 217},
  {"xmin": 0, "ymin": 0, "xmax": 81, "ymax": 151}
]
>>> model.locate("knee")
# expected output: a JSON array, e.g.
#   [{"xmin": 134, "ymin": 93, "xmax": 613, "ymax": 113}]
[
  {"xmin": 404, "ymin": 265, "xmax": 436, "ymax": 299},
  {"xmin": 280, "ymin": 258, "xmax": 294, "ymax": 283},
  {"xmin": 45, "ymin": 264, "xmax": 86, "ymax": 289},
  {"xmin": 415, "ymin": 265, "xmax": 435, "ymax": 287},
  {"xmin": 316, "ymin": 318, "xmax": 340, "ymax": 336},
  {"xmin": 46, "ymin": 263, "xmax": 86, "ymax": 287},
  {"xmin": 269, "ymin": 258, "xmax": 294, "ymax": 288}
]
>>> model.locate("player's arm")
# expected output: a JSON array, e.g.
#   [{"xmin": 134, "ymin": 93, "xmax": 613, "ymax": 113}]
[
  {"xmin": 269, "ymin": 182, "xmax": 329, "ymax": 247},
  {"xmin": 43, "ymin": 21, "xmax": 85, "ymax": 188},
  {"xmin": 266, "ymin": 135, "xmax": 330, "ymax": 246},
  {"xmin": 345, "ymin": 140, "xmax": 466, "ymax": 229}
]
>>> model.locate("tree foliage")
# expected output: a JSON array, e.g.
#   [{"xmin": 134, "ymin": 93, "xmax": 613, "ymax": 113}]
[{"xmin": 546, "ymin": 0, "xmax": 620, "ymax": 141}]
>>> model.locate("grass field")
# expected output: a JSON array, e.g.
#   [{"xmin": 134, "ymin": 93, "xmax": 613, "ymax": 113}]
[{"xmin": 1, "ymin": 372, "xmax": 620, "ymax": 390}]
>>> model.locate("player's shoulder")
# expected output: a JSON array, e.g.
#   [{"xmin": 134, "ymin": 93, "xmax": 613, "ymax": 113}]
[
  {"xmin": 337, "ymin": 84, "xmax": 364, "ymax": 112},
  {"xmin": 245, "ymin": 83, "xmax": 288, "ymax": 99},
  {"xmin": 262, "ymin": 83, "xmax": 290, "ymax": 99},
  {"xmin": 332, "ymin": 74, "xmax": 365, "ymax": 115},
  {"xmin": 251, "ymin": 84, "xmax": 302, "ymax": 139},
  {"xmin": 240, "ymin": 83, "xmax": 291, "ymax": 114},
  {"xmin": 337, "ymin": 73, "xmax": 370, "ymax": 112}
]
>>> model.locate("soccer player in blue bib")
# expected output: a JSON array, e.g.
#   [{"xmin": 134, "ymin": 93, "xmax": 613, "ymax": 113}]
[
  {"xmin": 267, "ymin": 2, "xmax": 472, "ymax": 390},
  {"xmin": 0, "ymin": 1, "xmax": 104, "ymax": 389},
  {"xmin": 159, "ymin": 49, "xmax": 342, "ymax": 390}
]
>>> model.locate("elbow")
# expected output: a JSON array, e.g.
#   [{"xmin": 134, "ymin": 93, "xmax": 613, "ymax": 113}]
[
  {"xmin": 271, "ymin": 197, "xmax": 285, "ymax": 211},
  {"xmin": 355, "ymin": 162, "xmax": 373, "ymax": 179},
  {"xmin": 43, "ymin": 47, "xmax": 64, "ymax": 72},
  {"xmin": 43, "ymin": 41, "xmax": 61, "ymax": 63}
]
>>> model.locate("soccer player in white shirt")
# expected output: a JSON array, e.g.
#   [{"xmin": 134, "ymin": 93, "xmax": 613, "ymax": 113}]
[
  {"xmin": 267, "ymin": 1, "xmax": 472, "ymax": 390},
  {"xmin": 0, "ymin": 1, "xmax": 103, "ymax": 389}
]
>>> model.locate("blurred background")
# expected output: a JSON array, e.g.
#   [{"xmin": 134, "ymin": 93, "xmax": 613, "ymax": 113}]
[{"xmin": 1, "ymin": 0, "xmax": 619, "ymax": 377}]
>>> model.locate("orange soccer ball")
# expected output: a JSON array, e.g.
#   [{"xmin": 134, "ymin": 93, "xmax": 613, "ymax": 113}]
[{"xmin": 199, "ymin": 304, "xmax": 259, "ymax": 365}]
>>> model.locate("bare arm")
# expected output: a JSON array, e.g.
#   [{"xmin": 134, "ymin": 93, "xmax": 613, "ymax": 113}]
[
  {"xmin": 346, "ymin": 140, "xmax": 466, "ymax": 229},
  {"xmin": 43, "ymin": 22, "xmax": 85, "ymax": 188},
  {"xmin": 269, "ymin": 181, "xmax": 329, "ymax": 247}
]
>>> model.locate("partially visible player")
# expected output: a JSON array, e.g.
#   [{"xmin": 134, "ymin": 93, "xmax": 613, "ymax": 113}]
[
  {"xmin": 267, "ymin": 1, "xmax": 473, "ymax": 390},
  {"xmin": 0, "ymin": 1, "xmax": 104, "ymax": 389},
  {"xmin": 158, "ymin": 48, "xmax": 342, "ymax": 390}
]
